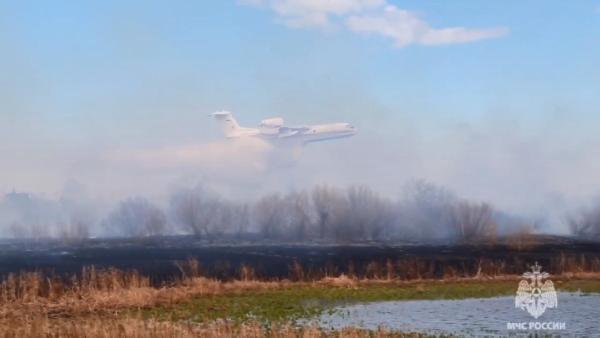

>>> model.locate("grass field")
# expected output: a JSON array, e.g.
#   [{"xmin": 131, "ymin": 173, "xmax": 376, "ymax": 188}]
[
  {"xmin": 1, "ymin": 264, "xmax": 599, "ymax": 337},
  {"xmin": 144, "ymin": 277, "xmax": 600, "ymax": 324}
]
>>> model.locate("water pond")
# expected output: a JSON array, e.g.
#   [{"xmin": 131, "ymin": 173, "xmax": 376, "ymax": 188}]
[{"xmin": 315, "ymin": 292, "xmax": 599, "ymax": 337}]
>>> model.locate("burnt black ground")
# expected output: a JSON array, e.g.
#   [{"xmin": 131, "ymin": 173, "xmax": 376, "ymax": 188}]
[{"xmin": 0, "ymin": 235, "xmax": 597, "ymax": 284}]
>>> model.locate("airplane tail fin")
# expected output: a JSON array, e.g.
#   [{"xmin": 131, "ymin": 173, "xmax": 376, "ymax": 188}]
[{"xmin": 210, "ymin": 111, "xmax": 241, "ymax": 138}]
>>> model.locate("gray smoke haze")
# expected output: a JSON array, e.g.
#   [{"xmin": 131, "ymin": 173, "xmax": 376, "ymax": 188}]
[
  {"xmin": 2, "ymin": 111, "xmax": 599, "ymax": 238},
  {"xmin": 3, "ymin": 77, "xmax": 600, "ymax": 237}
]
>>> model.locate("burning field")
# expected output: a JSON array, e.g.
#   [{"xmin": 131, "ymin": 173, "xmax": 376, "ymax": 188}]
[{"xmin": 1, "ymin": 234, "xmax": 598, "ymax": 282}]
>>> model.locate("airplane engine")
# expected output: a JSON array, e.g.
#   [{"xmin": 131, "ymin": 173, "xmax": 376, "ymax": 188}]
[{"xmin": 259, "ymin": 117, "xmax": 284, "ymax": 128}]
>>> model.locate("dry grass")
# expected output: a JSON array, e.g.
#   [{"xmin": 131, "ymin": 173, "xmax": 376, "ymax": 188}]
[
  {"xmin": 0, "ymin": 271, "xmax": 287, "ymax": 320},
  {"xmin": 1, "ymin": 260, "xmax": 599, "ymax": 337},
  {"xmin": 320, "ymin": 274, "xmax": 358, "ymax": 288},
  {"xmin": 1, "ymin": 317, "xmax": 422, "ymax": 338},
  {"xmin": 2, "ymin": 259, "xmax": 600, "ymax": 321}
]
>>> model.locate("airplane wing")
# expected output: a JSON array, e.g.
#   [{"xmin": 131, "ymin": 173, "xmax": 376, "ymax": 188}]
[{"xmin": 278, "ymin": 126, "xmax": 310, "ymax": 138}]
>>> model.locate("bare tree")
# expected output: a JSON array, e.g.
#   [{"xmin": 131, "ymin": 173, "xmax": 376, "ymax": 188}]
[
  {"xmin": 367, "ymin": 196, "xmax": 396, "ymax": 241},
  {"xmin": 342, "ymin": 186, "xmax": 396, "ymax": 241},
  {"xmin": 400, "ymin": 180, "xmax": 456, "ymax": 240},
  {"xmin": 449, "ymin": 201, "xmax": 496, "ymax": 242},
  {"xmin": 58, "ymin": 180, "xmax": 95, "ymax": 240},
  {"xmin": 312, "ymin": 185, "xmax": 344, "ymax": 240},
  {"xmin": 169, "ymin": 185, "xmax": 221, "ymax": 237},
  {"xmin": 345, "ymin": 186, "xmax": 370, "ymax": 239},
  {"xmin": 59, "ymin": 216, "xmax": 90, "ymax": 241},
  {"xmin": 107, "ymin": 197, "xmax": 166, "ymax": 237},
  {"xmin": 208, "ymin": 201, "xmax": 249, "ymax": 237},
  {"xmin": 2, "ymin": 191, "xmax": 57, "ymax": 239},
  {"xmin": 254, "ymin": 193, "xmax": 287, "ymax": 239},
  {"xmin": 285, "ymin": 191, "xmax": 313, "ymax": 240},
  {"xmin": 231, "ymin": 203, "xmax": 250, "ymax": 238}
]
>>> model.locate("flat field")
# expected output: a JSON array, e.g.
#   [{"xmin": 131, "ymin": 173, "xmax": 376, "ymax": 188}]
[{"xmin": 1, "ymin": 235, "xmax": 599, "ymax": 337}]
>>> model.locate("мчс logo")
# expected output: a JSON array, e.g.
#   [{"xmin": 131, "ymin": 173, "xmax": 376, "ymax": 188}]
[{"xmin": 515, "ymin": 262, "xmax": 558, "ymax": 319}]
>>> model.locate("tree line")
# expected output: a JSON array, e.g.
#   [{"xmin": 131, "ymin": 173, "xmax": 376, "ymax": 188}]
[
  {"xmin": 95, "ymin": 181, "xmax": 504, "ymax": 242},
  {"xmin": 2, "ymin": 180, "xmax": 600, "ymax": 242}
]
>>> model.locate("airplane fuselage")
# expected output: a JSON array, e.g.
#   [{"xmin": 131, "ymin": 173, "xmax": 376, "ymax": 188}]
[
  {"xmin": 295, "ymin": 123, "xmax": 356, "ymax": 143},
  {"xmin": 211, "ymin": 111, "xmax": 356, "ymax": 145}
]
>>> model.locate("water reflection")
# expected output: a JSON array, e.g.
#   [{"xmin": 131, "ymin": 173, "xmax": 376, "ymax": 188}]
[{"xmin": 316, "ymin": 292, "xmax": 599, "ymax": 337}]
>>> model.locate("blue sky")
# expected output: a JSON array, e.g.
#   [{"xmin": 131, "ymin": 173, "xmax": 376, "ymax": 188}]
[
  {"xmin": 3, "ymin": 1, "xmax": 598, "ymax": 125},
  {"xmin": 1, "ymin": 1, "xmax": 600, "ymax": 228}
]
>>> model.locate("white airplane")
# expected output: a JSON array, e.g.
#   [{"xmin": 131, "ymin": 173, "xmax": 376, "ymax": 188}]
[{"xmin": 210, "ymin": 111, "xmax": 357, "ymax": 144}]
